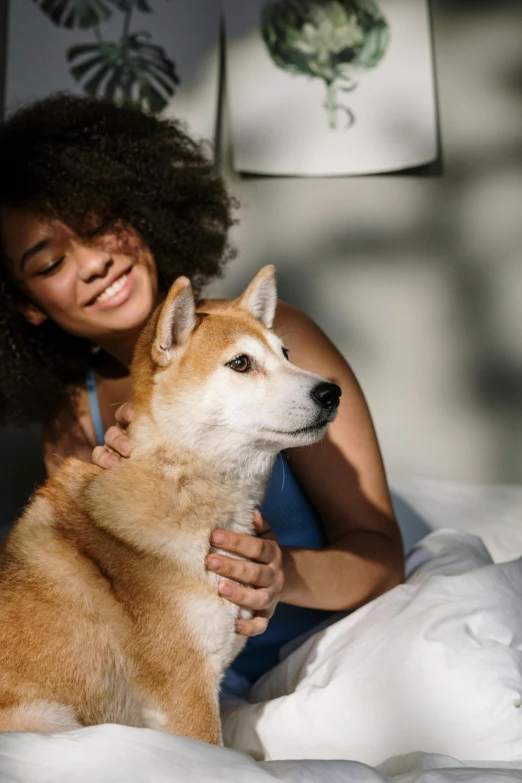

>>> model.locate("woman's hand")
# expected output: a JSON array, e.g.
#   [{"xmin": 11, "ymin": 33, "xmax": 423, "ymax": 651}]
[
  {"xmin": 92, "ymin": 403, "xmax": 134, "ymax": 468},
  {"xmin": 93, "ymin": 416, "xmax": 282, "ymax": 637},
  {"xmin": 206, "ymin": 510, "xmax": 284, "ymax": 637}
]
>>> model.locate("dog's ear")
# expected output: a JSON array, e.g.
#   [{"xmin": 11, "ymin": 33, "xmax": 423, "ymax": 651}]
[
  {"xmin": 152, "ymin": 276, "xmax": 196, "ymax": 366},
  {"xmin": 235, "ymin": 265, "xmax": 277, "ymax": 329}
]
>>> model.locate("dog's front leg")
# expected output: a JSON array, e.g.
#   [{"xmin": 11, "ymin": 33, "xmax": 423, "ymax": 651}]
[{"xmin": 140, "ymin": 668, "xmax": 223, "ymax": 746}]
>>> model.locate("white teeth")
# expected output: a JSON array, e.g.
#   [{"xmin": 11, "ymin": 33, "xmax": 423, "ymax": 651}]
[{"xmin": 94, "ymin": 274, "xmax": 128, "ymax": 304}]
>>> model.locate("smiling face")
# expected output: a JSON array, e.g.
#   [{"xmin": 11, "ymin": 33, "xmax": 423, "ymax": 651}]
[{"xmin": 0, "ymin": 205, "xmax": 159, "ymax": 353}]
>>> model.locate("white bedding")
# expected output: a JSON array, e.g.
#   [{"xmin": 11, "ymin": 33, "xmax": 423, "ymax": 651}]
[
  {"xmin": 1, "ymin": 725, "xmax": 522, "ymax": 783},
  {"xmin": 222, "ymin": 528, "xmax": 522, "ymax": 764},
  {"xmin": 0, "ymin": 478, "xmax": 521, "ymax": 783},
  {"xmin": 389, "ymin": 477, "xmax": 522, "ymax": 564}
]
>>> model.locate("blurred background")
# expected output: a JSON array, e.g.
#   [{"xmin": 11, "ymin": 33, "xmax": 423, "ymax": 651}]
[
  {"xmin": 213, "ymin": 0, "xmax": 522, "ymax": 485},
  {"xmin": 0, "ymin": 0, "xmax": 521, "ymax": 535}
]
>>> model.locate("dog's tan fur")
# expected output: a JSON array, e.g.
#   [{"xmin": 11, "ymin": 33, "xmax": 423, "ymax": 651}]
[{"xmin": 0, "ymin": 266, "xmax": 335, "ymax": 743}]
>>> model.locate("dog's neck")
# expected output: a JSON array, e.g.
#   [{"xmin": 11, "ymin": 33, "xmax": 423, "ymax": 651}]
[{"xmin": 129, "ymin": 415, "xmax": 277, "ymax": 508}]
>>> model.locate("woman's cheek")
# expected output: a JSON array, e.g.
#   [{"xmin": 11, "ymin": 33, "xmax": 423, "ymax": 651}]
[{"xmin": 33, "ymin": 265, "xmax": 81, "ymax": 325}]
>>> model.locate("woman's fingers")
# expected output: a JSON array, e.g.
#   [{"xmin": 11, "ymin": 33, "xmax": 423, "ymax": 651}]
[
  {"xmin": 92, "ymin": 445, "xmax": 120, "ymax": 469},
  {"xmin": 210, "ymin": 529, "xmax": 278, "ymax": 566},
  {"xmin": 206, "ymin": 522, "xmax": 284, "ymax": 637},
  {"xmin": 104, "ymin": 425, "xmax": 133, "ymax": 457},
  {"xmin": 91, "ymin": 405, "xmax": 134, "ymax": 468},
  {"xmin": 217, "ymin": 581, "xmax": 274, "ymax": 613},
  {"xmin": 253, "ymin": 509, "xmax": 275, "ymax": 539},
  {"xmin": 206, "ymin": 554, "xmax": 273, "ymax": 588},
  {"xmin": 115, "ymin": 402, "xmax": 134, "ymax": 427},
  {"xmin": 235, "ymin": 613, "xmax": 270, "ymax": 637}
]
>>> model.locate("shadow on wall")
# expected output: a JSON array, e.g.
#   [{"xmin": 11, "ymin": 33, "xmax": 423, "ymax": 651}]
[
  {"xmin": 0, "ymin": 427, "xmax": 46, "ymax": 540},
  {"xmin": 390, "ymin": 493, "xmax": 432, "ymax": 555},
  {"xmin": 212, "ymin": 0, "xmax": 522, "ymax": 485}
]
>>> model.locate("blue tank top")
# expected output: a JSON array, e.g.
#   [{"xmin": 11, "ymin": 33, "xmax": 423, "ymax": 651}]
[{"xmin": 86, "ymin": 367, "xmax": 334, "ymax": 683}]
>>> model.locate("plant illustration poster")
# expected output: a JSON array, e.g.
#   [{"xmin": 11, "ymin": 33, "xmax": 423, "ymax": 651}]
[
  {"xmin": 224, "ymin": 0, "xmax": 439, "ymax": 176},
  {"xmin": 5, "ymin": 0, "xmax": 220, "ymax": 144}
]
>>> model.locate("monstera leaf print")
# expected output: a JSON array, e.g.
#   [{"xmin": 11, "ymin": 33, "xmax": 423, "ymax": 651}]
[
  {"xmin": 31, "ymin": 0, "xmax": 113, "ymax": 29},
  {"xmin": 67, "ymin": 32, "xmax": 180, "ymax": 113},
  {"xmin": 32, "ymin": 0, "xmax": 181, "ymax": 114},
  {"xmin": 107, "ymin": 0, "xmax": 153, "ymax": 10}
]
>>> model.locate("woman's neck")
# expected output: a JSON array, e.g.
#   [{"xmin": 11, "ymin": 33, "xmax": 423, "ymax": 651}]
[{"xmin": 95, "ymin": 328, "xmax": 142, "ymax": 370}]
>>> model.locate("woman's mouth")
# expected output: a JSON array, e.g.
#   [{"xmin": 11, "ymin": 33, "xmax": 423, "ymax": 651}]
[{"xmin": 87, "ymin": 270, "xmax": 134, "ymax": 309}]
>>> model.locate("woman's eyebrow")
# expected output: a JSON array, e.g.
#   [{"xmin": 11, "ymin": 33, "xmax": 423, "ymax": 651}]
[{"xmin": 20, "ymin": 238, "xmax": 51, "ymax": 270}]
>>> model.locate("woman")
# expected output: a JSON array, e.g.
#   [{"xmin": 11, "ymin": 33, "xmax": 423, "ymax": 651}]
[{"xmin": 0, "ymin": 93, "xmax": 404, "ymax": 693}]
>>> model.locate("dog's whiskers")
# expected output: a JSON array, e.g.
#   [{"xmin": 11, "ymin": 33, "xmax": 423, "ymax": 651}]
[{"xmin": 277, "ymin": 452, "xmax": 286, "ymax": 493}]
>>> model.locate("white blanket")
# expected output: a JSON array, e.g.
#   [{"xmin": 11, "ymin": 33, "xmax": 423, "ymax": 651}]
[
  {"xmin": 389, "ymin": 477, "xmax": 522, "ymax": 564},
  {"xmin": 1, "ymin": 478, "xmax": 522, "ymax": 782},
  {"xmin": 1, "ymin": 724, "xmax": 522, "ymax": 782},
  {"xmin": 222, "ymin": 528, "xmax": 522, "ymax": 764},
  {"xmin": 1, "ymin": 725, "xmax": 522, "ymax": 782}
]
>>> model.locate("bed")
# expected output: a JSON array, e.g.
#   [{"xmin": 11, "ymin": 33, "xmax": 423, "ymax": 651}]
[{"xmin": 1, "ymin": 477, "xmax": 521, "ymax": 783}]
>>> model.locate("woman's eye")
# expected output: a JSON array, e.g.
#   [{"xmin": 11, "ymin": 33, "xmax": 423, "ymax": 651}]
[
  {"xmin": 36, "ymin": 257, "xmax": 65, "ymax": 276},
  {"xmin": 227, "ymin": 355, "xmax": 251, "ymax": 373},
  {"xmin": 282, "ymin": 347, "xmax": 290, "ymax": 360}
]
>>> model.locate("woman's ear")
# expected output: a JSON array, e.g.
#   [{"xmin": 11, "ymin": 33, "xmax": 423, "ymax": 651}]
[{"xmin": 19, "ymin": 301, "xmax": 47, "ymax": 326}]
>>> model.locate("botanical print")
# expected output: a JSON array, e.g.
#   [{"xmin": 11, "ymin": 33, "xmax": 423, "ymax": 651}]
[
  {"xmin": 261, "ymin": 0, "xmax": 389, "ymax": 130},
  {"xmin": 6, "ymin": 1, "xmax": 220, "ymax": 144},
  {"xmin": 224, "ymin": 0, "xmax": 438, "ymax": 176},
  {"xmin": 31, "ymin": 0, "xmax": 179, "ymax": 114}
]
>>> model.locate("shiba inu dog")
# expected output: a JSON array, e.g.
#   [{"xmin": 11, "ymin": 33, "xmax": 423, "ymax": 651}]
[{"xmin": 0, "ymin": 265, "xmax": 340, "ymax": 745}]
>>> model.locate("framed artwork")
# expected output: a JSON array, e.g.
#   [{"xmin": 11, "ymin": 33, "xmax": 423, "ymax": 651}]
[
  {"xmin": 0, "ymin": 1, "xmax": 441, "ymax": 176},
  {"xmin": 2, "ymin": 0, "xmax": 221, "ymax": 143},
  {"xmin": 224, "ymin": 0, "xmax": 440, "ymax": 176}
]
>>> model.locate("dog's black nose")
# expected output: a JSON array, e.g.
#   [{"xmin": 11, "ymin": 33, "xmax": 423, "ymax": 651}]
[{"xmin": 311, "ymin": 382, "xmax": 342, "ymax": 411}]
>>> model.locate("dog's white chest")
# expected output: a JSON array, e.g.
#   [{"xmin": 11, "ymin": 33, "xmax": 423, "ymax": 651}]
[
  {"xmin": 185, "ymin": 511, "xmax": 254, "ymax": 672},
  {"xmin": 184, "ymin": 591, "xmax": 247, "ymax": 673}
]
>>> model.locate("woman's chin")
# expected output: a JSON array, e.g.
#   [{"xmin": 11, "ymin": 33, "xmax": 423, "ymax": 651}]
[
  {"xmin": 95, "ymin": 273, "xmax": 157, "ymax": 330},
  {"xmin": 85, "ymin": 291, "xmax": 156, "ymax": 340},
  {"xmin": 110, "ymin": 300, "xmax": 154, "ymax": 334}
]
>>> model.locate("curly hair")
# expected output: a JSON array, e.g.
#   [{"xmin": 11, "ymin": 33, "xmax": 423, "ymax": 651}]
[{"xmin": 0, "ymin": 93, "xmax": 237, "ymax": 427}]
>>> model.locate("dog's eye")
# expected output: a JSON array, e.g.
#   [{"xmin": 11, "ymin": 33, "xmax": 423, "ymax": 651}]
[
  {"xmin": 227, "ymin": 355, "xmax": 251, "ymax": 373},
  {"xmin": 282, "ymin": 347, "xmax": 290, "ymax": 360}
]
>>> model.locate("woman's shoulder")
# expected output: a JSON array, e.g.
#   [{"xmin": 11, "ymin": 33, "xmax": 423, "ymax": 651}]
[
  {"xmin": 197, "ymin": 297, "xmax": 305, "ymax": 323},
  {"xmin": 42, "ymin": 386, "xmax": 98, "ymax": 476}
]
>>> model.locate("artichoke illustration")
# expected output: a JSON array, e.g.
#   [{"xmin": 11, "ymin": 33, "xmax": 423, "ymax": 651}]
[
  {"xmin": 261, "ymin": 0, "xmax": 389, "ymax": 130},
  {"xmin": 31, "ymin": 0, "xmax": 179, "ymax": 114}
]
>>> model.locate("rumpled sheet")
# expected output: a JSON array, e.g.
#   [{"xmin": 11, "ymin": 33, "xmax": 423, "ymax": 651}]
[
  {"xmin": 0, "ymin": 725, "xmax": 521, "ymax": 782},
  {"xmin": 221, "ymin": 529, "xmax": 522, "ymax": 765},
  {"xmin": 1, "ymin": 480, "xmax": 522, "ymax": 782}
]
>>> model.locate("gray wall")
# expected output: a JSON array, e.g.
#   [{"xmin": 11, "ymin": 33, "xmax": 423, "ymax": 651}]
[
  {"xmin": 0, "ymin": 1, "xmax": 521, "ymax": 535},
  {"xmin": 208, "ymin": 0, "xmax": 522, "ymax": 486}
]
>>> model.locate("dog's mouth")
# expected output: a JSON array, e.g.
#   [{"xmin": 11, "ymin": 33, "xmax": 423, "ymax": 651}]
[{"xmin": 267, "ymin": 419, "xmax": 330, "ymax": 437}]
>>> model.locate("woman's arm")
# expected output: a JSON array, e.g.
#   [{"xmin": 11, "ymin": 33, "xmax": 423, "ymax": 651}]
[
  {"xmin": 43, "ymin": 393, "xmax": 99, "ymax": 476},
  {"xmin": 273, "ymin": 302, "xmax": 404, "ymax": 611},
  {"xmin": 217, "ymin": 301, "xmax": 404, "ymax": 614}
]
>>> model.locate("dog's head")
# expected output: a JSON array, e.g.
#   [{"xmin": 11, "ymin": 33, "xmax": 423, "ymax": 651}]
[{"xmin": 131, "ymin": 266, "xmax": 340, "ymax": 462}]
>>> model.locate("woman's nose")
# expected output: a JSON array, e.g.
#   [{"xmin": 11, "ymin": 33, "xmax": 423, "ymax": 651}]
[{"xmin": 74, "ymin": 243, "xmax": 113, "ymax": 283}]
